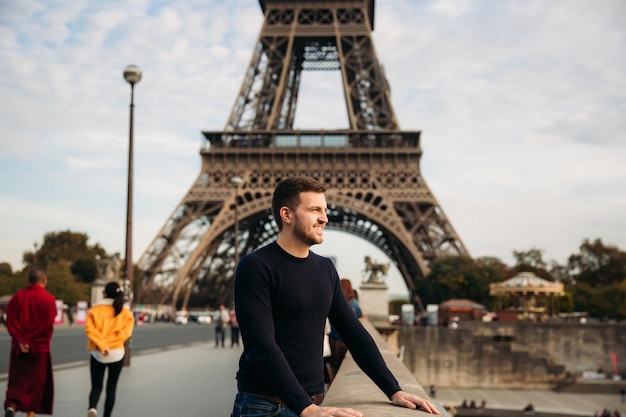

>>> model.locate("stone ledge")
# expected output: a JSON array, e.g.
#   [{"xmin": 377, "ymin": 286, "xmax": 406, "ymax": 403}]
[{"xmin": 323, "ymin": 318, "xmax": 451, "ymax": 416}]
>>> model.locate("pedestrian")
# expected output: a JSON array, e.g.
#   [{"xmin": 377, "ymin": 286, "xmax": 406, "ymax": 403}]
[
  {"xmin": 429, "ymin": 385, "xmax": 437, "ymax": 398},
  {"xmin": 66, "ymin": 306, "xmax": 74, "ymax": 327},
  {"xmin": 230, "ymin": 309, "xmax": 240, "ymax": 347},
  {"xmin": 213, "ymin": 305, "xmax": 229, "ymax": 348},
  {"xmin": 620, "ymin": 387, "xmax": 625, "ymax": 403},
  {"xmin": 327, "ymin": 278, "xmax": 362, "ymax": 382},
  {"xmin": 4, "ymin": 269, "xmax": 57, "ymax": 417},
  {"xmin": 85, "ymin": 281, "xmax": 134, "ymax": 417},
  {"xmin": 231, "ymin": 176, "xmax": 440, "ymax": 417}
]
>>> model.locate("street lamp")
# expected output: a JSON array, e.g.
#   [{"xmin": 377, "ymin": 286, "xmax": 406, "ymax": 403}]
[
  {"xmin": 230, "ymin": 176, "xmax": 243, "ymax": 267},
  {"xmin": 122, "ymin": 64, "xmax": 141, "ymax": 301},
  {"xmin": 33, "ymin": 242, "xmax": 38, "ymax": 269},
  {"xmin": 123, "ymin": 64, "xmax": 141, "ymax": 366}
]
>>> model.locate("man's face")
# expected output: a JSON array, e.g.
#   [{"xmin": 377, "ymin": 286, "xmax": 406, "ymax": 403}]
[{"xmin": 291, "ymin": 191, "xmax": 328, "ymax": 246}]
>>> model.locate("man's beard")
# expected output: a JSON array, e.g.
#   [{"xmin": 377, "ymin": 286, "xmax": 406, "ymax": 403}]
[{"xmin": 293, "ymin": 215, "xmax": 323, "ymax": 246}]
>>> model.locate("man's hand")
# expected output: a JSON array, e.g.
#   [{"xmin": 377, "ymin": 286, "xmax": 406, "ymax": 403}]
[
  {"xmin": 19, "ymin": 342, "xmax": 30, "ymax": 353},
  {"xmin": 300, "ymin": 404, "xmax": 363, "ymax": 417},
  {"xmin": 391, "ymin": 391, "xmax": 441, "ymax": 414}
]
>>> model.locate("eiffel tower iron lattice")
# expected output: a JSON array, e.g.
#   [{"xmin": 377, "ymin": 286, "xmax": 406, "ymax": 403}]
[{"xmin": 137, "ymin": 0, "xmax": 468, "ymax": 311}]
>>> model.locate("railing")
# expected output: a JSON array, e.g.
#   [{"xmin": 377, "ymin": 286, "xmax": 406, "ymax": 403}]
[
  {"xmin": 201, "ymin": 130, "xmax": 421, "ymax": 150},
  {"xmin": 323, "ymin": 319, "xmax": 452, "ymax": 416}
]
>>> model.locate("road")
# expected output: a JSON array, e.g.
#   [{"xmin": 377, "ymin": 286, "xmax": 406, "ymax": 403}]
[{"xmin": 0, "ymin": 322, "xmax": 217, "ymax": 375}]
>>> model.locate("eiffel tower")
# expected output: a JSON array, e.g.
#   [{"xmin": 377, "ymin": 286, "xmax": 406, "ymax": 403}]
[{"xmin": 137, "ymin": 0, "xmax": 468, "ymax": 310}]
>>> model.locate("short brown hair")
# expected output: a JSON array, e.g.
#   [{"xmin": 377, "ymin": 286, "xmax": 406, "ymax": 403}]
[
  {"xmin": 272, "ymin": 177, "xmax": 326, "ymax": 230},
  {"xmin": 29, "ymin": 269, "xmax": 47, "ymax": 284}
]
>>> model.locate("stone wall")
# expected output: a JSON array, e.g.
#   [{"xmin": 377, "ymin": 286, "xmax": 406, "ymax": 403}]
[{"xmin": 397, "ymin": 322, "xmax": 626, "ymax": 389}]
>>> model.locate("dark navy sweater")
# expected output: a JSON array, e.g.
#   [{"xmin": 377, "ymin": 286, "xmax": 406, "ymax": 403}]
[{"xmin": 234, "ymin": 242, "xmax": 401, "ymax": 415}]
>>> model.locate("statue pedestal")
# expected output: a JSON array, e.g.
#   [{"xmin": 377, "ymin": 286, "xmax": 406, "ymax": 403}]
[
  {"xmin": 359, "ymin": 282, "xmax": 389, "ymax": 323},
  {"xmin": 90, "ymin": 278, "xmax": 110, "ymax": 306}
]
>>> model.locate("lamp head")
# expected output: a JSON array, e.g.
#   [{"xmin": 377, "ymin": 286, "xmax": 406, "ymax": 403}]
[{"xmin": 123, "ymin": 64, "xmax": 142, "ymax": 85}]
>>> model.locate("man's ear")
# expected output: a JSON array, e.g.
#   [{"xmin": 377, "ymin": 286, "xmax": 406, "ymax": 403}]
[{"xmin": 279, "ymin": 206, "xmax": 292, "ymax": 225}]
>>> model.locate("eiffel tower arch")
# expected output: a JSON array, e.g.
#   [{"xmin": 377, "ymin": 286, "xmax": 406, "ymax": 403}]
[{"xmin": 137, "ymin": 0, "xmax": 468, "ymax": 310}]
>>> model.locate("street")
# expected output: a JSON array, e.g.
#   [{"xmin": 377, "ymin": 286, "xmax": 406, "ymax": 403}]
[{"xmin": 0, "ymin": 322, "xmax": 217, "ymax": 376}]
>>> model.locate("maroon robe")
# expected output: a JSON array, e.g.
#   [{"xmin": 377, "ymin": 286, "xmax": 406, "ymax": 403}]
[{"xmin": 4, "ymin": 284, "xmax": 57, "ymax": 414}]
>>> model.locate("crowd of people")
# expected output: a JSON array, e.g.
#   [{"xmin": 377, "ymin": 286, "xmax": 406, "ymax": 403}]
[
  {"xmin": 212, "ymin": 305, "xmax": 239, "ymax": 348},
  {"xmin": 459, "ymin": 399, "xmax": 487, "ymax": 409},
  {"xmin": 594, "ymin": 409, "xmax": 621, "ymax": 417}
]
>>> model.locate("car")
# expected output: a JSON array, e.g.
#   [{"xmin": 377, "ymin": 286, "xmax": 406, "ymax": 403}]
[
  {"xmin": 196, "ymin": 314, "xmax": 212, "ymax": 324},
  {"xmin": 174, "ymin": 310, "xmax": 189, "ymax": 325}
]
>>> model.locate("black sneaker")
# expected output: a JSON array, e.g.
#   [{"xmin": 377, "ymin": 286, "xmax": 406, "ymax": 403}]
[{"xmin": 5, "ymin": 407, "xmax": 15, "ymax": 417}]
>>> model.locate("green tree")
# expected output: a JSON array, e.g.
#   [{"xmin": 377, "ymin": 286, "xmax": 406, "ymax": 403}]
[
  {"xmin": 423, "ymin": 256, "xmax": 503, "ymax": 307},
  {"xmin": 569, "ymin": 282, "xmax": 594, "ymax": 313},
  {"xmin": 549, "ymin": 261, "xmax": 573, "ymax": 284},
  {"xmin": 558, "ymin": 291, "xmax": 574, "ymax": 313},
  {"xmin": 511, "ymin": 248, "xmax": 550, "ymax": 278},
  {"xmin": 475, "ymin": 256, "xmax": 509, "ymax": 282},
  {"xmin": 71, "ymin": 257, "xmax": 98, "ymax": 283},
  {"xmin": 589, "ymin": 282, "xmax": 626, "ymax": 320},
  {"xmin": 0, "ymin": 264, "xmax": 27, "ymax": 296},
  {"xmin": 45, "ymin": 260, "xmax": 90, "ymax": 306},
  {"xmin": 24, "ymin": 230, "xmax": 107, "ymax": 273},
  {"xmin": 568, "ymin": 238, "xmax": 626, "ymax": 288}
]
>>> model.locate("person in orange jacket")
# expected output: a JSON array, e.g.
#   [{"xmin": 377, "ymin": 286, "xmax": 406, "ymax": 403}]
[{"xmin": 84, "ymin": 282, "xmax": 134, "ymax": 417}]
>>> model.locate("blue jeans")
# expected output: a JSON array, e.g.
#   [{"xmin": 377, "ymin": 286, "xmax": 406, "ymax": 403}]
[{"xmin": 231, "ymin": 392, "xmax": 299, "ymax": 417}]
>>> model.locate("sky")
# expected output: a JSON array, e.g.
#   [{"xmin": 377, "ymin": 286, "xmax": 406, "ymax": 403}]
[{"xmin": 1, "ymin": 0, "xmax": 625, "ymax": 297}]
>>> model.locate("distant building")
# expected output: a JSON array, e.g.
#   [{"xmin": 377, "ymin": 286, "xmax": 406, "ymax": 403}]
[{"xmin": 438, "ymin": 299, "xmax": 487, "ymax": 325}]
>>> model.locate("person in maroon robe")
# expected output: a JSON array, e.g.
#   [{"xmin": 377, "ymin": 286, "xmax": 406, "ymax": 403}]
[{"xmin": 4, "ymin": 269, "xmax": 57, "ymax": 417}]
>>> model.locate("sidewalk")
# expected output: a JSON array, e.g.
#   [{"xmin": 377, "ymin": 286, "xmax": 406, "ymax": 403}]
[
  {"xmin": 1, "ymin": 341, "xmax": 624, "ymax": 417},
  {"xmin": 1, "ymin": 342, "xmax": 242, "ymax": 417}
]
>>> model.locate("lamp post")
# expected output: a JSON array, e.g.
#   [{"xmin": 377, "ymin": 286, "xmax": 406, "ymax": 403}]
[
  {"xmin": 122, "ymin": 64, "xmax": 141, "ymax": 300},
  {"xmin": 33, "ymin": 242, "xmax": 38, "ymax": 269},
  {"xmin": 230, "ymin": 176, "xmax": 243, "ymax": 267},
  {"xmin": 123, "ymin": 64, "xmax": 141, "ymax": 366}
]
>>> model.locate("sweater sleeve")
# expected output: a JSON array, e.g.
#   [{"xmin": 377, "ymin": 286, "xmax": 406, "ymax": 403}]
[
  {"xmin": 329, "ymin": 283, "xmax": 401, "ymax": 399},
  {"xmin": 85, "ymin": 308, "xmax": 107, "ymax": 352}
]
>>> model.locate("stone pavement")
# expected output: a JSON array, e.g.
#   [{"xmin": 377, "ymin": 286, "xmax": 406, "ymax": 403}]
[
  {"xmin": 436, "ymin": 386, "xmax": 625, "ymax": 417},
  {"xmin": 1, "ymin": 341, "xmax": 624, "ymax": 416},
  {"xmin": 1, "ymin": 342, "xmax": 242, "ymax": 417}
]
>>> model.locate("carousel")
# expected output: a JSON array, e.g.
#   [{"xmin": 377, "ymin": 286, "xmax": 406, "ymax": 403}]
[{"xmin": 489, "ymin": 271, "xmax": 565, "ymax": 321}]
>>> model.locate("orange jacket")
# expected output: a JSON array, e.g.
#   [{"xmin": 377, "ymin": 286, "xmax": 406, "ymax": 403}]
[{"xmin": 85, "ymin": 300, "xmax": 134, "ymax": 353}]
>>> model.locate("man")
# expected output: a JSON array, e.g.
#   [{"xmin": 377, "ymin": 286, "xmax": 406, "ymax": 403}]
[
  {"xmin": 231, "ymin": 177, "xmax": 440, "ymax": 417},
  {"xmin": 213, "ymin": 304, "xmax": 230, "ymax": 348},
  {"xmin": 4, "ymin": 269, "xmax": 57, "ymax": 417}
]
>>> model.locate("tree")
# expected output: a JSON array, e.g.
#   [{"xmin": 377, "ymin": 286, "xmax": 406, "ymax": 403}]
[
  {"xmin": 549, "ymin": 261, "xmax": 573, "ymax": 284},
  {"xmin": 423, "ymin": 256, "xmax": 505, "ymax": 307},
  {"xmin": 24, "ymin": 230, "xmax": 107, "ymax": 272},
  {"xmin": 0, "ymin": 264, "xmax": 26, "ymax": 296},
  {"xmin": 569, "ymin": 282, "xmax": 594, "ymax": 314},
  {"xmin": 511, "ymin": 248, "xmax": 550, "ymax": 278},
  {"xmin": 475, "ymin": 256, "xmax": 509, "ymax": 282},
  {"xmin": 568, "ymin": 238, "xmax": 626, "ymax": 288},
  {"xmin": 45, "ymin": 260, "xmax": 90, "ymax": 306},
  {"xmin": 71, "ymin": 257, "xmax": 98, "ymax": 283},
  {"xmin": 589, "ymin": 283, "xmax": 626, "ymax": 320},
  {"xmin": 0, "ymin": 262, "xmax": 12, "ymax": 275}
]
